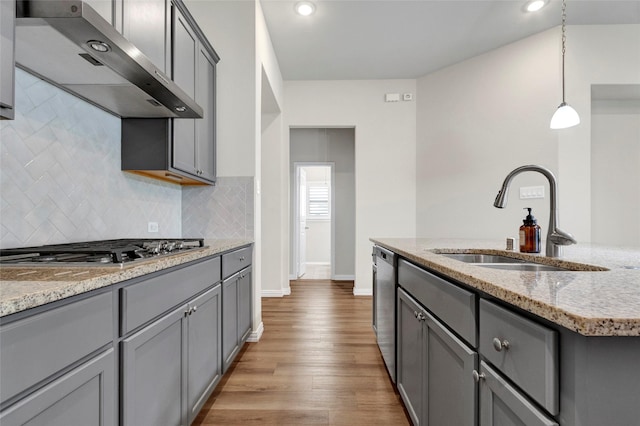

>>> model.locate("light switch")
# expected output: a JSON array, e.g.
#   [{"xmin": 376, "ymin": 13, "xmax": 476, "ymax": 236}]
[{"xmin": 519, "ymin": 186, "xmax": 545, "ymax": 199}]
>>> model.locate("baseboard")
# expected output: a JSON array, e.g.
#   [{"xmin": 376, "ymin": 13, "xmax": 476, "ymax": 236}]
[
  {"xmin": 283, "ymin": 286, "xmax": 291, "ymax": 296},
  {"xmin": 353, "ymin": 287, "xmax": 373, "ymax": 296},
  {"xmin": 305, "ymin": 262, "xmax": 330, "ymax": 265},
  {"xmin": 247, "ymin": 321, "xmax": 264, "ymax": 342},
  {"xmin": 333, "ymin": 274, "xmax": 355, "ymax": 281},
  {"xmin": 262, "ymin": 289, "xmax": 285, "ymax": 297},
  {"xmin": 289, "ymin": 274, "xmax": 296, "ymax": 280}
]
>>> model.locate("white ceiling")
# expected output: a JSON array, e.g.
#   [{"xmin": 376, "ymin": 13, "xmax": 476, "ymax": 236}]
[{"xmin": 260, "ymin": 0, "xmax": 640, "ymax": 80}]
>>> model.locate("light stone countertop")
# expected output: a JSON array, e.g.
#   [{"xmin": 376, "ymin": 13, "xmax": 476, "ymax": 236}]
[
  {"xmin": 0, "ymin": 239, "xmax": 252, "ymax": 318},
  {"xmin": 371, "ymin": 238, "xmax": 640, "ymax": 337}
]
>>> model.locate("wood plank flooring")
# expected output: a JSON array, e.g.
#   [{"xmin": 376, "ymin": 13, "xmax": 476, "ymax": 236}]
[{"xmin": 193, "ymin": 280, "xmax": 410, "ymax": 425}]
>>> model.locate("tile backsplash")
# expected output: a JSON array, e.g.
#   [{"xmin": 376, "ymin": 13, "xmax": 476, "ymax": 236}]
[
  {"xmin": 1, "ymin": 69, "xmax": 253, "ymax": 249},
  {"xmin": 182, "ymin": 176, "xmax": 254, "ymax": 239}
]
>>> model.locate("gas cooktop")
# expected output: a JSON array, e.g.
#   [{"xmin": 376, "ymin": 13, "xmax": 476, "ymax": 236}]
[{"xmin": 0, "ymin": 239, "xmax": 206, "ymax": 266}]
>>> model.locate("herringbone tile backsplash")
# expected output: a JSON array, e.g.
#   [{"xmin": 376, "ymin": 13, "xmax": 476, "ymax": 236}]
[{"xmin": 1, "ymin": 69, "xmax": 253, "ymax": 248}]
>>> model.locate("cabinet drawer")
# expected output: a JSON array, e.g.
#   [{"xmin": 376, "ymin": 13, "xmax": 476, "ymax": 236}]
[
  {"xmin": 0, "ymin": 292, "xmax": 113, "ymax": 405},
  {"xmin": 398, "ymin": 259, "xmax": 476, "ymax": 347},
  {"xmin": 222, "ymin": 246, "xmax": 252, "ymax": 278},
  {"xmin": 121, "ymin": 256, "xmax": 221, "ymax": 335},
  {"xmin": 479, "ymin": 299, "xmax": 558, "ymax": 415}
]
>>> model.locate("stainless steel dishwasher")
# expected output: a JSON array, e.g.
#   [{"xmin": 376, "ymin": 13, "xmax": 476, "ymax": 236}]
[{"xmin": 373, "ymin": 245, "xmax": 397, "ymax": 383}]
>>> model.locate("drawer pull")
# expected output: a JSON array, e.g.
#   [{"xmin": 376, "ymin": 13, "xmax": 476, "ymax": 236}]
[
  {"xmin": 239, "ymin": 256, "xmax": 245, "ymax": 261},
  {"xmin": 492, "ymin": 337, "xmax": 510, "ymax": 352},
  {"xmin": 472, "ymin": 370, "xmax": 486, "ymax": 382}
]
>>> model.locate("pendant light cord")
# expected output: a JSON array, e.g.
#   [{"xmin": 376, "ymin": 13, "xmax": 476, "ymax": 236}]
[{"xmin": 561, "ymin": 0, "xmax": 567, "ymax": 103}]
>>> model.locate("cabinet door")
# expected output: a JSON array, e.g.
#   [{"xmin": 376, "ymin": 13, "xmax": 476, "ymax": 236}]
[
  {"xmin": 121, "ymin": 0, "xmax": 169, "ymax": 72},
  {"xmin": 397, "ymin": 289, "xmax": 425, "ymax": 425},
  {"xmin": 0, "ymin": 349, "xmax": 115, "ymax": 426},
  {"xmin": 0, "ymin": 0, "xmax": 15, "ymax": 120},
  {"xmin": 187, "ymin": 285, "xmax": 222, "ymax": 424},
  {"xmin": 122, "ymin": 305, "xmax": 187, "ymax": 426},
  {"xmin": 171, "ymin": 5, "xmax": 198, "ymax": 176},
  {"xmin": 238, "ymin": 268, "xmax": 252, "ymax": 344},
  {"xmin": 222, "ymin": 276, "xmax": 239, "ymax": 373},
  {"xmin": 195, "ymin": 45, "xmax": 216, "ymax": 181},
  {"xmin": 479, "ymin": 361, "xmax": 557, "ymax": 426},
  {"xmin": 424, "ymin": 308, "xmax": 477, "ymax": 426}
]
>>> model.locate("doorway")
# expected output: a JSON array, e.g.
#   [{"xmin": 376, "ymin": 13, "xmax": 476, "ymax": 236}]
[
  {"xmin": 290, "ymin": 128, "xmax": 356, "ymax": 282},
  {"xmin": 294, "ymin": 164, "xmax": 333, "ymax": 280}
]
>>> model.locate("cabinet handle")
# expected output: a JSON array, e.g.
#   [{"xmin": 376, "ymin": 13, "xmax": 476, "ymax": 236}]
[
  {"xmin": 414, "ymin": 311, "xmax": 426, "ymax": 321},
  {"xmin": 472, "ymin": 370, "xmax": 486, "ymax": 382},
  {"xmin": 492, "ymin": 337, "xmax": 510, "ymax": 352},
  {"xmin": 185, "ymin": 307, "xmax": 191, "ymax": 316},
  {"xmin": 192, "ymin": 305, "xmax": 197, "ymax": 313},
  {"xmin": 239, "ymin": 256, "xmax": 245, "ymax": 261}
]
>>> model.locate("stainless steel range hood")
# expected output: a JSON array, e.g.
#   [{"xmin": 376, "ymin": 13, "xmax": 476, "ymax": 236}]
[{"xmin": 15, "ymin": 1, "xmax": 203, "ymax": 118}]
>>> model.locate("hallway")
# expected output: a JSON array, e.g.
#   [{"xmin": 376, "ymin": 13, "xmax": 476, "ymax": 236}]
[{"xmin": 193, "ymin": 280, "xmax": 410, "ymax": 425}]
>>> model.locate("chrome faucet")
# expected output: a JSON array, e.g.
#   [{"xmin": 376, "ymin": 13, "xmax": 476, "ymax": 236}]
[{"xmin": 494, "ymin": 165, "xmax": 576, "ymax": 257}]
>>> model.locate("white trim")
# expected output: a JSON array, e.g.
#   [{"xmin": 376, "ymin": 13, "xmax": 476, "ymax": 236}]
[
  {"xmin": 246, "ymin": 321, "xmax": 264, "ymax": 342},
  {"xmin": 262, "ymin": 289, "xmax": 286, "ymax": 297},
  {"xmin": 353, "ymin": 287, "xmax": 373, "ymax": 296},
  {"xmin": 283, "ymin": 286, "xmax": 291, "ymax": 296},
  {"xmin": 333, "ymin": 274, "xmax": 355, "ymax": 281},
  {"xmin": 289, "ymin": 273, "xmax": 297, "ymax": 280},
  {"xmin": 306, "ymin": 261, "xmax": 330, "ymax": 266}
]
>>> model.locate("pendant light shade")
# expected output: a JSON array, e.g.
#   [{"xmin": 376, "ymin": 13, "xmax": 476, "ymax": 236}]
[
  {"xmin": 550, "ymin": 102, "xmax": 580, "ymax": 129},
  {"xmin": 550, "ymin": 0, "xmax": 580, "ymax": 130}
]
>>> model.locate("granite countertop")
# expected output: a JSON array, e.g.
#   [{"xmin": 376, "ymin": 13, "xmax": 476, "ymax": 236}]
[
  {"xmin": 0, "ymin": 239, "xmax": 252, "ymax": 318},
  {"xmin": 371, "ymin": 238, "xmax": 640, "ymax": 337}
]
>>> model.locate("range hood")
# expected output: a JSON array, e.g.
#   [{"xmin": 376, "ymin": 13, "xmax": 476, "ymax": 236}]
[{"xmin": 15, "ymin": 1, "xmax": 203, "ymax": 118}]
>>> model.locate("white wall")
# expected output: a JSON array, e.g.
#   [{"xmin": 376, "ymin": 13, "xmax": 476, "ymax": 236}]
[
  {"xmin": 285, "ymin": 80, "xmax": 417, "ymax": 294},
  {"xmin": 416, "ymin": 25, "xmax": 640, "ymax": 246},
  {"xmin": 306, "ymin": 220, "xmax": 331, "ymax": 264},
  {"xmin": 591, "ymin": 111, "xmax": 640, "ymax": 247}
]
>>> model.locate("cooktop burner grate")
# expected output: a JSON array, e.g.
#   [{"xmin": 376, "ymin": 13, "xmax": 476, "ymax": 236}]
[{"xmin": 0, "ymin": 238, "xmax": 205, "ymax": 265}]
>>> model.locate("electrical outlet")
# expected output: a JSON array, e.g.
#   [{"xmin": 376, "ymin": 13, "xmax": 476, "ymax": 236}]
[
  {"xmin": 148, "ymin": 222, "xmax": 159, "ymax": 233},
  {"xmin": 519, "ymin": 186, "xmax": 545, "ymax": 199},
  {"xmin": 403, "ymin": 93, "xmax": 413, "ymax": 101}
]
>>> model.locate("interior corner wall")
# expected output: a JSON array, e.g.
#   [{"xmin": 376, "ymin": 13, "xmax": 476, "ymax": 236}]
[
  {"xmin": 284, "ymin": 80, "xmax": 417, "ymax": 294},
  {"xmin": 416, "ymin": 24, "xmax": 640, "ymax": 244}
]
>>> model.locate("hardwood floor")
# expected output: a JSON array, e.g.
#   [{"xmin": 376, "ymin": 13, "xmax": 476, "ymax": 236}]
[{"xmin": 193, "ymin": 279, "xmax": 410, "ymax": 425}]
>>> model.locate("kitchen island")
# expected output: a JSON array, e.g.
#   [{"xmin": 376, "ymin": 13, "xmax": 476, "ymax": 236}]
[{"xmin": 371, "ymin": 238, "xmax": 640, "ymax": 426}]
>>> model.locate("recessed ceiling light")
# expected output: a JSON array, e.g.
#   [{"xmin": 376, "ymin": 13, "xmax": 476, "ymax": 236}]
[
  {"xmin": 295, "ymin": 1, "xmax": 316, "ymax": 16},
  {"xmin": 525, "ymin": 0, "xmax": 547, "ymax": 12}
]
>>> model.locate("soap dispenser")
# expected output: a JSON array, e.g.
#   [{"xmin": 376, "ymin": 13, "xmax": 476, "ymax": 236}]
[{"xmin": 520, "ymin": 207, "xmax": 541, "ymax": 253}]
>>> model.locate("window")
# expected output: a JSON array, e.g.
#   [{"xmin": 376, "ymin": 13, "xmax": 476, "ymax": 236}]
[{"xmin": 307, "ymin": 183, "xmax": 330, "ymax": 219}]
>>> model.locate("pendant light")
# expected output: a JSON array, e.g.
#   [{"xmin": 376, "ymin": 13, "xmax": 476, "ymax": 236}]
[{"xmin": 550, "ymin": 0, "xmax": 580, "ymax": 129}]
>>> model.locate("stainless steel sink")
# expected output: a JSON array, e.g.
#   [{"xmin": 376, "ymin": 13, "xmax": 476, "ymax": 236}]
[
  {"xmin": 440, "ymin": 253, "xmax": 571, "ymax": 271},
  {"xmin": 436, "ymin": 250, "xmax": 608, "ymax": 272},
  {"xmin": 441, "ymin": 254, "xmax": 526, "ymax": 264},
  {"xmin": 477, "ymin": 263, "xmax": 570, "ymax": 272}
]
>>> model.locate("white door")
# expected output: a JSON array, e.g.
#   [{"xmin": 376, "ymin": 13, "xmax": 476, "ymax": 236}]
[{"xmin": 298, "ymin": 168, "xmax": 307, "ymax": 278}]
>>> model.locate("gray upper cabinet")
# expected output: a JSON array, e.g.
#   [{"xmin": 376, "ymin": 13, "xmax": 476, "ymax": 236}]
[
  {"xmin": 0, "ymin": 0, "xmax": 15, "ymax": 120},
  {"xmin": 121, "ymin": 0, "xmax": 219, "ymax": 185},
  {"xmin": 121, "ymin": 0, "xmax": 170, "ymax": 73}
]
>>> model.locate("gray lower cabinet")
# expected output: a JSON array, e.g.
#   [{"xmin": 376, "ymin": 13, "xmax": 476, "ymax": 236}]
[
  {"xmin": 0, "ymin": 0, "xmax": 15, "ymax": 120},
  {"xmin": 121, "ymin": 284, "xmax": 221, "ymax": 426},
  {"xmin": 478, "ymin": 361, "xmax": 557, "ymax": 426},
  {"xmin": 222, "ymin": 266, "xmax": 252, "ymax": 373},
  {"xmin": 187, "ymin": 285, "xmax": 222, "ymax": 423},
  {"xmin": 0, "ymin": 349, "xmax": 115, "ymax": 426},
  {"xmin": 397, "ymin": 288, "xmax": 477, "ymax": 426}
]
